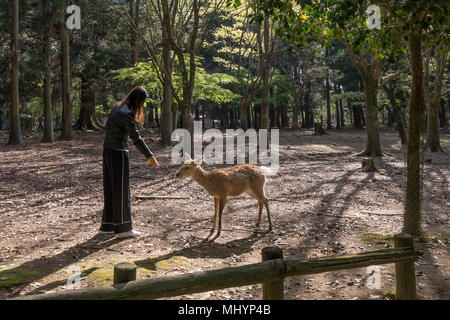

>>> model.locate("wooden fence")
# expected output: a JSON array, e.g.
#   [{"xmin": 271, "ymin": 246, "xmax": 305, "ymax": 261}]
[{"xmin": 13, "ymin": 233, "xmax": 418, "ymax": 300}]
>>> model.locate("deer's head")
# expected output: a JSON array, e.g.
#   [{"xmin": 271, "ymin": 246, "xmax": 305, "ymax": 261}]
[{"xmin": 175, "ymin": 153, "xmax": 203, "ymax": 179}]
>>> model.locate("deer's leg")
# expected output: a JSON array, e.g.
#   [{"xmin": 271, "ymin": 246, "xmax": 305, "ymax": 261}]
[
  {"xmin": 249, "ymin": 181, "xmax": 271, "ymax": 230},
  {"xmin": 256, "ymin": 202, "xmax": 263, "ymax": 227},
  {"xmin": 217, "ymin": 197, "xmax": 227, "ymax": 235},
  {"xmin": 245, "ymin": 190, "xmax": 263, "ymax": 228},
  {"xmin": 263, "ymin": 197, "xmax": 272, "ymax": 230},
  {"xmin": 212, "ymin": 197, "xmax": 219, "ymax": 231}
]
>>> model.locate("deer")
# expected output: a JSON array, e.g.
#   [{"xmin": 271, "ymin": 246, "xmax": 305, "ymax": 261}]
[{"xmin": 175, "ymin": 153, "xmax": 273, "ymax": 235}]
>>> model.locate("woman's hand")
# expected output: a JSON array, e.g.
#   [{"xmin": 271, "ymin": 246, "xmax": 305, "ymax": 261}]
[{"xmin": 147, "ymin": 156, "xmax": 160, "ymax": 168}]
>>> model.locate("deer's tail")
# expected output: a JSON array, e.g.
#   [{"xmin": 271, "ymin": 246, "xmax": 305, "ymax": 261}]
[{"xmin": 260, "ymin": 166, "xmax": 278, "ymax": 176}]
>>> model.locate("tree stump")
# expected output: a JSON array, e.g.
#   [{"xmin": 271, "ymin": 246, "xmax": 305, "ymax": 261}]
[
  {"xmin": 362, "ymin": 158, "xmax": 376, "ymax": 172},
  {"xmin": 314, "ymin": 123, "xmax": 327, "ymax": 135}
]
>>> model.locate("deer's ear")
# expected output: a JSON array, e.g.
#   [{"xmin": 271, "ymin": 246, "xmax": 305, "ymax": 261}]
[
  {"xmin": 194, "ymin": 156, "xmax": 203, "ymax": 165},
  {"xmin": 185, "ymin": 153, "xmax": 192, "ymax": 161}
]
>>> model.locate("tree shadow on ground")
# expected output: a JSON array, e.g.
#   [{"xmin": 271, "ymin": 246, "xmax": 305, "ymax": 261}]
[
  {"xmin": 26, "ymin": 266, "xmax": 100, "ymax": 296},
  {"xmin": 134, "ymin": 229, "xmax": 271, "ymax": 272},
  {"xmin": 414, "ymin": 236, "xmax": 450, "ymax": 299},
  {"xmin": 0, "ymin": 234, "xmax": 125, "ymax": 298},
  {"xmin": 280, "ymin": 167, "xmax": 377, "ymax": 298}
]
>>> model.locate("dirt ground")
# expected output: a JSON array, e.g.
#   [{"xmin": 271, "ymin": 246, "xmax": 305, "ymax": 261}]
[{"xmin": 0, "ymin": 127, "xmax": 449, "ymax": 300}]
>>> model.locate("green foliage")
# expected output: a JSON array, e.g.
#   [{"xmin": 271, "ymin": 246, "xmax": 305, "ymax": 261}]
[
  {"xmin": 1, "ymin": 0, "xmax": 447, "ymax": 132},
  {"xmin": 112, "ymin": 56, "xmax": 239, "ymax": 105}
]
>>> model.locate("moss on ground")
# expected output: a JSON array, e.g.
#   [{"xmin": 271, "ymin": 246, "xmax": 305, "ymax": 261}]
[
  {"xmin": 154, "ymin": 256, "xmax": 191, "ymax": 271},
  {"xmin": 0, "ymin": 268, "xmax": 42, "ymax": 290},
  {"xmin": 138, "ymin": 267, "xmax": 156, "ymax": 278},
  {"xmin": 425, "ymin": 231, "xmax": 450, "ymax": 245},
  {"xmin": 87, "ymin": 268, "xmax": 114, "ymax": 287},
  {"xmin": 381, "ymin": 289, "xmax": 396, "ymax": 300},
  {"xmin": 362, "ymin": 231, "xmax": 448, "ymax": 251},
  {"xmin": 361, "ymin": 233, "xmax": 394, "ymax": 248}
]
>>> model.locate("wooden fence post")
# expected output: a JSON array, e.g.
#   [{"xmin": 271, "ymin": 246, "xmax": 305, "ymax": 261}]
[
  {"xmin": 114, "ymin": 262, "xmax": 137, "ymax": 285},
  {"xmin": 261, "ymin": 247, "xmax": 284, "ymax": 300},
  {"xmin": 394, "ymin": 233, "xmax": 416, "ymax": 300}
]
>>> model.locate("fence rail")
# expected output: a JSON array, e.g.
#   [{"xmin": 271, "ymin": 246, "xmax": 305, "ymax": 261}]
[{"xmin": 13, "ymin": 233, "xmax": 418, "ymax": 300}]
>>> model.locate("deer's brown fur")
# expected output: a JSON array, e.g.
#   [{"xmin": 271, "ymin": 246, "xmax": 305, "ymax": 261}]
[{"xmin": 176, "ymin": 154, "xmax": 272, "ymax": 235}]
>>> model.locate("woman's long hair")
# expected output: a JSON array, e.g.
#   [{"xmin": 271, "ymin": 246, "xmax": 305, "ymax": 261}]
[{"xmin": 118, "ymin": 86, "xmax": 148, "ymax": 123}]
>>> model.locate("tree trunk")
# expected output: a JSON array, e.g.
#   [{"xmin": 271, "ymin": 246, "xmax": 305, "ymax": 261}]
[
  {"xmin": 160, "ymin": 26, "xmax": 173, "ymax": 146},
  {"xmin": 161, "ymin": 0, "xmax": 198, "ymax": 134},
  {"xmin": 41, "ymin": 0, "xmax": 54, "ymax": 142},
  {"xmin": 60, "ymin": 18, "xmax": 72, "ymax": 141},
  {"xmin": 336, "ymin": 100, "xmax": 341, "ymax": 129},
  {"xmin": 130, "ymin": 0, "xmax": 139, "ymax": 65},
  {"xmin": 403, "ymin": 22, "xmax": 423, "ymax": 236},
  {"xmin": 387, "ymin": 108, "xmax": 393, "ymax": 127},
  {"xmin": 239, "ymin": 99, "xmax": 250, "ymax": 130},
  {"xmin": 269, "ymin": 105, "xmax": 275, "ymax": 127},
  {"xmin": 339, "ymin": 100, "xmax": 345, "ymax": 127},
  {"xmin": 303, "ymin": 107, "xmax": 314, "ymax": 128},
  {"xmin": 384, "ymin": 83, "xmax": 407, "ymax": 145},
  {"xmin": 229, "ymin": 108, "xmax": 235, "ymax": 128},
  {"xmin": 253, "ymin": 105, "xmax": 258, "ymax": 129},
  {"xmin": 300, "ymin": 105, "xmax": 305, "ymax": 127},
  {"xmin": 281, "ymin": 105, "xmax": 288, "ymax": 127},
  {"xmin": 8, "ymin": 0, "xmax": 24, "ymax": 145},
  {"xmin": 194, "ymin": 102, "xmax": 200, "ymax": 121},
  {"xmin": 423, "ymin": 46, "xmax": 447, "ymax": 152},
  {"xmin": 259, "ymin": 16, "xmax": 270, "ymax": 129},
  {"xmin": 75, "ymin": 75, "xmax": 99, "ymax": 131},
  {"xmin": 155, "ymin": 103, "xmax": 159, "ymax": 127},
  {"xmin": 342, "ymin": 40, "xmax": 383, "ymax": 156},
  {"xmin": 219, "ymin": 104, "xmax": 228, "ymax": 129},
  {"xmin": 247, "ymin": 105, "xmax": 252, "ymax": 128},
  {"xmin": 302, "ymin": 85, "xmax": 313, "ymax": 128},
  {"xmin": 426, "ymin": 107, "xmax": 441, "ymax": 152},
  {"xmin": 440, "ymin": 100, "xmax": 448, "ymax": 127},
  {"xmin": 292, "ymin": 99, "xmax": 300, "ymax": 128},
  {"xmin": 181, "ymin": 103, "xmax": 192, "ymax": 133},
  {"xmin": 326, "ymin": 75, "xmax": 332, "ymax": 130},
  {"xmin": 362, "ymin": 77, "xmax": 382, "ymax": 156}
]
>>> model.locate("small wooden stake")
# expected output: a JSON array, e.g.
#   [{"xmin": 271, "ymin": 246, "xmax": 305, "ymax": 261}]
[
  {"xmin": 114, "ymin": 262, "xmax": 137, "ymax": 285},
  {"xmin": 261, "ymin": 247, "xmax": 284, "ymax": 300},
  {"xmin": 394, "ymin": 233, "xmax": 416, "ymax": 300}
]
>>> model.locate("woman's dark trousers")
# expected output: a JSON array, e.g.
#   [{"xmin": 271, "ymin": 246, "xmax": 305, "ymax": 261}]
[{"xmin": 100, "ymin": 148, "xmax": 133, "ymax": 233}]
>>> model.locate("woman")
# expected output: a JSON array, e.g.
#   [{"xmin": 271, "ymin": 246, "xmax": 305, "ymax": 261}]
[{"xmin": 100, "ymin": 86, "xmax": 159, "ymax": 238}]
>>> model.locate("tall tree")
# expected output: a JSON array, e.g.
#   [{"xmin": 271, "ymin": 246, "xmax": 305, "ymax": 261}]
[
  {"xmin": 41, "ymin": 0, "xmax": 54, "ymax": 142},
  {"xmin": 130, "ymin": 0, "xmax": 139, "ymax": 65},
  {"xmin": 160, "ymin": 20, "xmax": 174, "ymax": 145},
  {"xmin": 325, "ymin": 47, "xmax": 332, "ymax": 129},
  {"xmin": 8, "ymin": 0, "xmax": 24, "ymax": 145},
  {"xmin": 378, "ymin": 0, "xmax": 449, "ymax": 235},
  {"xmin": 111, "ymin": 0, "xmax": 176, "ymax": 145},
  {"xmin": 59, "ymin": 2, "xmax": 72, "ymax": 141},
  {"xmin": 382, "ymin": 79, "xmax": 406, "ymax": 145},
  {"xmin": 423, "ymin": 46, "xmax": 449, "ymax": 152},
  {"xmin": 255, "ymin": 0, "xmax": 386, "ymax": 155},
  {"xmin": 338, "ymin": 28, "xmax": 384, "ymax": 155},
  {"xmin": 258, "ymin": 15, "xmax": 271, "ymax": 129},
  {"xmin": 403, "ymin": 12, "xmax": 423, "ymax": 236},
  {"xmin": 161, "ymin": 0, "xmax": 200, "ymax": 133}
]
